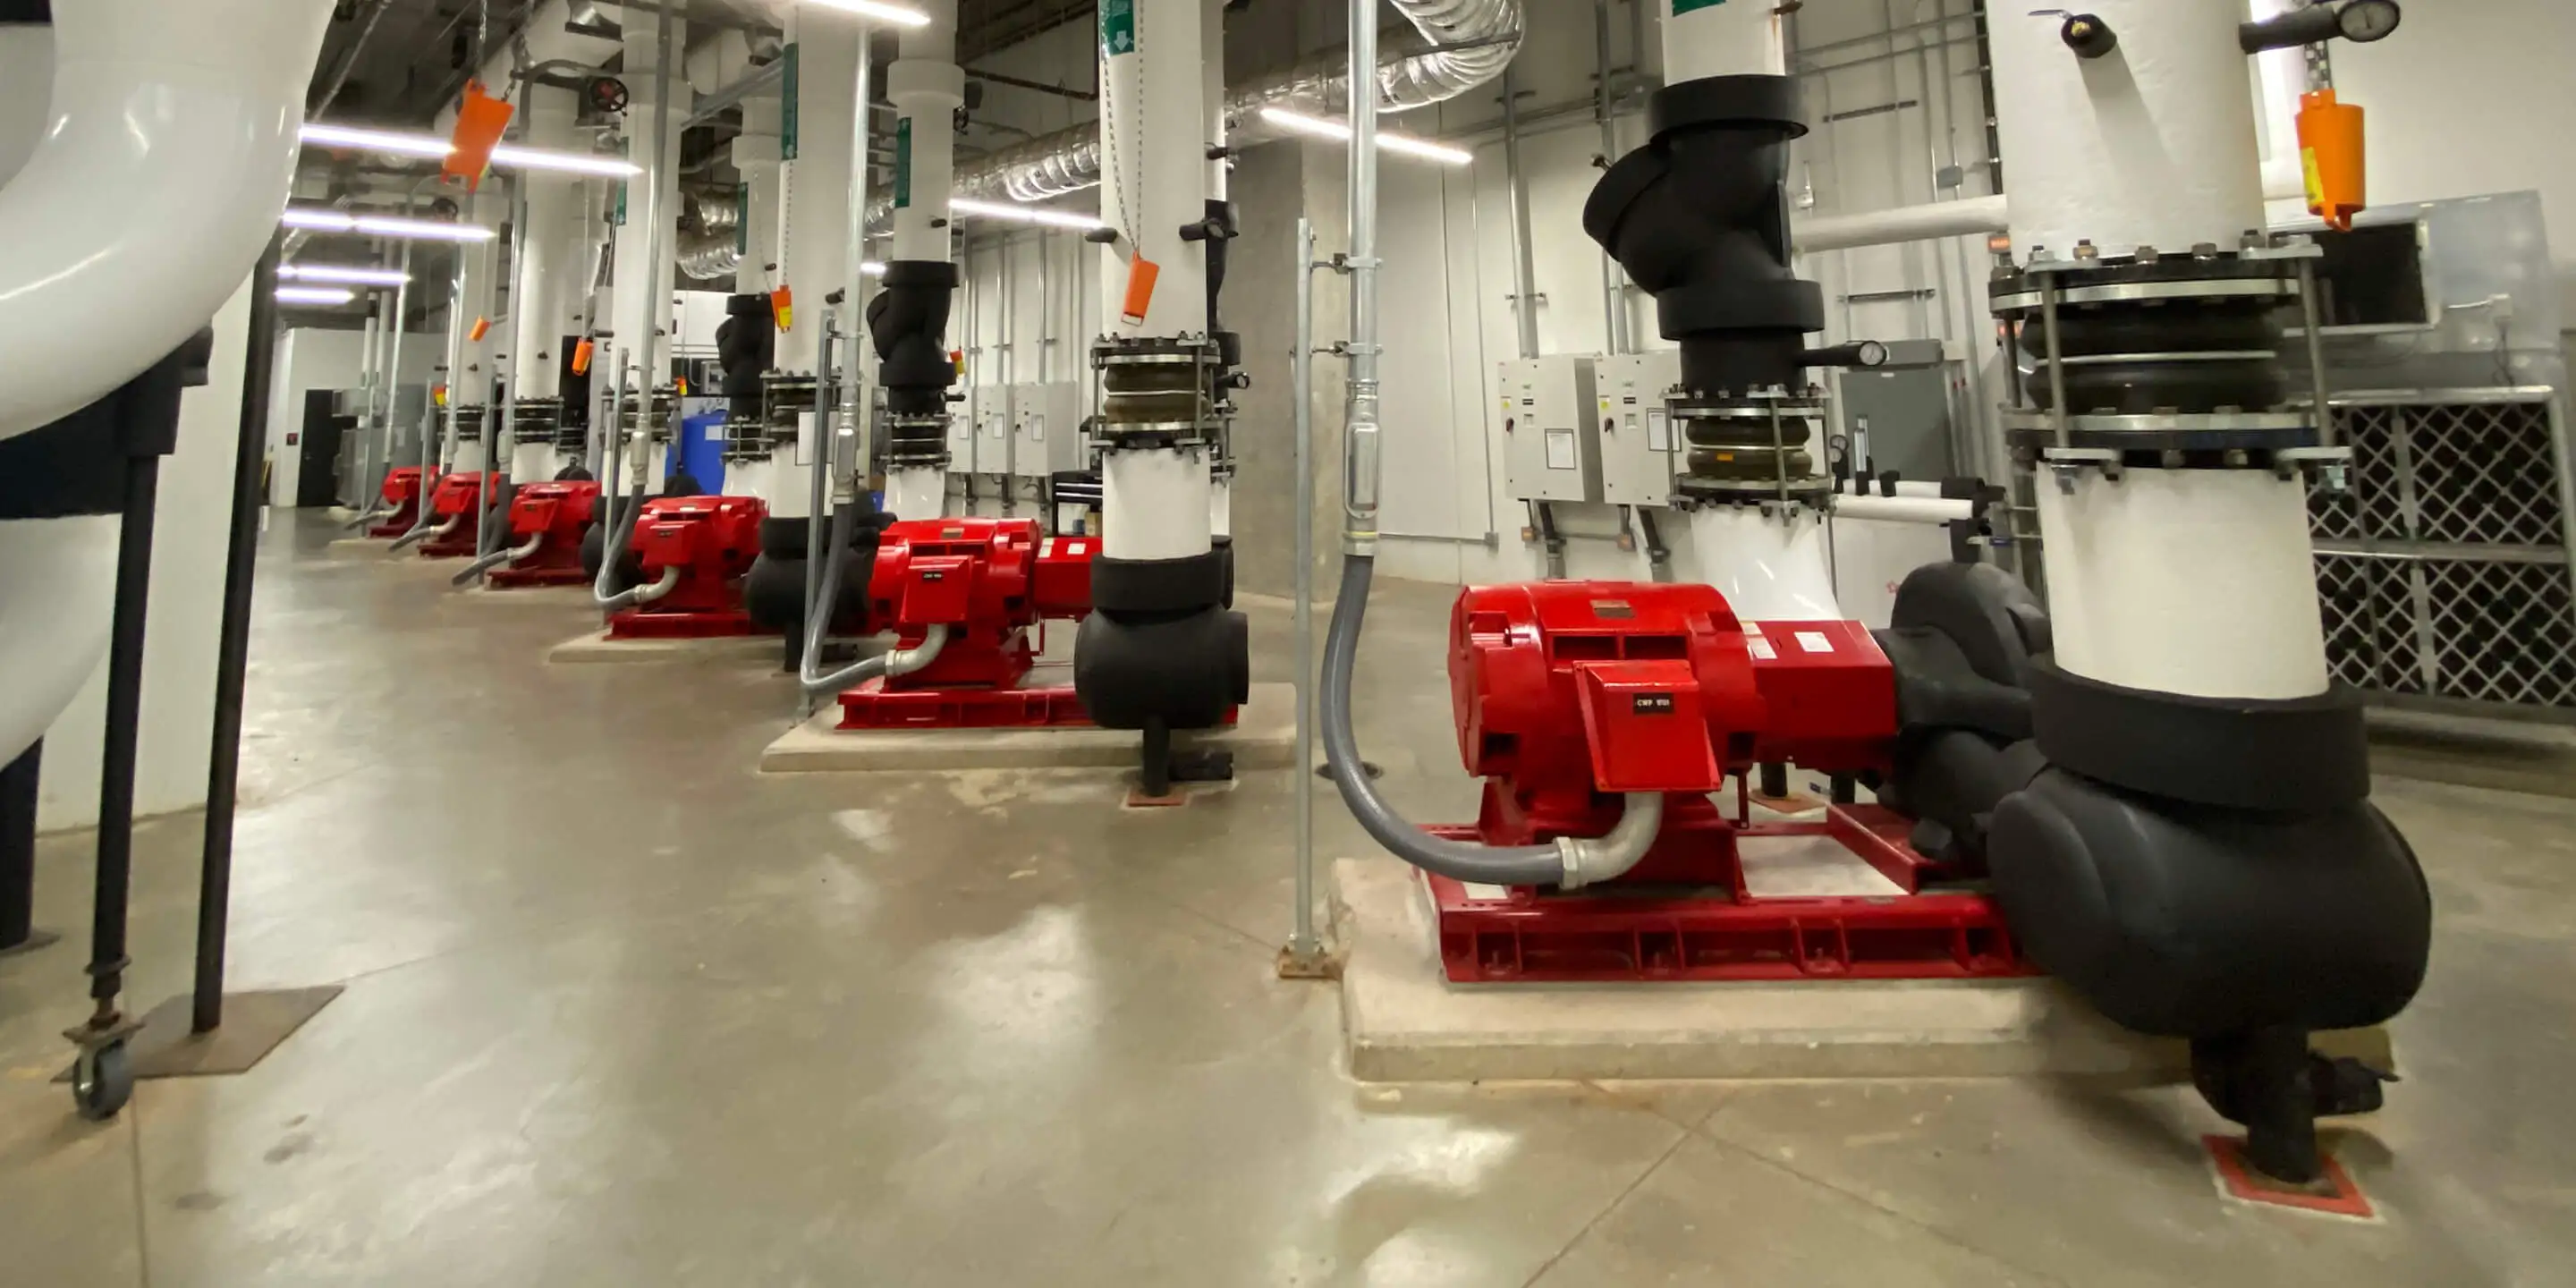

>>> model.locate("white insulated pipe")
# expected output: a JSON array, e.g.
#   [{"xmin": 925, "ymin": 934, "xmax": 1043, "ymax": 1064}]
[
  {"xmin": 1096, "ymin": 0, "xmax": 1219, "ymax": 563},
  {"xmin": 887, "ymin": 467, "xmax": 945, "ymax": 522},
  {"xmin": 734, "ymin": 97, "xmax": 784, "ymax": 294},
  {"xmin": 1990, "ymin": 0, "xmax": 2327, "ymax": 700},
  {"xmin": 1796, "ymin": 194, "xmax": 2010, "ymax": 253},
  {"xmin": 1662, "ymin": 0, "xmax": 1784, "ymax": 81},
  {"xmin": 1834, "ymin": 493, "xmax": 1975, "ymax": 526},
  {"xmin": 613, "ymin": 13, "xmax": 687, "ymax": 399},
  {"xmin": 0, "ymin": 21, "xmax": 47, "ymax": 187},
  {"xmin": 0, "ymin": 0, "xmax": 334, "ymax": 439},
  {"xmin": 774, "ymin": 11, "xmax": 860, "ymax": 376},
  {"xmin": 887, "ymin": 1, "xmax": 962, "ymax": 265},
  {"xmin": 513, "ymin": 86, "xmax": 588, "ymax": 402},
  {"xmin": 1688, "ymin": 508, "xmax": 1843, "ymax": 622}
]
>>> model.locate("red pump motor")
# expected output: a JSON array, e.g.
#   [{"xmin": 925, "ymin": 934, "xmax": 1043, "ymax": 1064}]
[
  {"xmin": 418, "ymin": 471, "xmax": 507, "ymax": 558},
  {"xmin": 369, "ymin": 466, "xmax": 437, "ymax": 538},
  {"xmin": 606, "ymin": 495, "xmax": 768, "ymax": 639},
  {"xmin": 484, "ymin": 479, "xmax": 600, "ymax": 588},
  {"xmin": 1434, "ymin": 580, "xmax": 2024, "ymax": 984},
  {"xmin": 835, "ymin": 517, "xmax": 1098, "ymax": 729}
]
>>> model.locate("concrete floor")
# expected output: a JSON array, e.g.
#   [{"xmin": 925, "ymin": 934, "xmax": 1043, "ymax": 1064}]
[{"xmin": 2, "ymin": 513, "xmax": 2572, "ymax": 1285}]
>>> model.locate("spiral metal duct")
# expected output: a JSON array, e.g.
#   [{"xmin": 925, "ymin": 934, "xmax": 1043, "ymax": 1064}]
[
  {"xmin": 677, "ymin": 189, "xmax": 743, "ymax": 280},
  {"xmin": 879, "ymin": 0, "xmax": 1521, "ymax": 214}
]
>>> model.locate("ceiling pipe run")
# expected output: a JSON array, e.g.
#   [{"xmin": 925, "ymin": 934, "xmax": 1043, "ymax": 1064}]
[
  {"xmin": 870, "ymin": 0, "xmax": 1526, "ymax": 219},
  {"xmin": 0, "ymin": 0, "xmax": 335, "ymax": 439}
]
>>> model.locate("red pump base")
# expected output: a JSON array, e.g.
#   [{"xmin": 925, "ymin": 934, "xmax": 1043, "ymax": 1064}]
[
  {"xmin": 366, "ymin": 466, "xmax": 436, "ymax": 538},
  {"xmin": 418, "ymin": 471, "xmax": 506, "ymax": 559},
  {"xmin": 485, "ymin": 480, "xmax": 599, "ymax": 589},
  {"xmin": 1425, "ymin": 799, "xmax": 2029, "ymax": 985}
]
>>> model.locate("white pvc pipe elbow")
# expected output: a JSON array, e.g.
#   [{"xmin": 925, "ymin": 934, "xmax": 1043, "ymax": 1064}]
[{"xmin": 0, "ymin": 0, "xmax": 335, "ymax": 439}]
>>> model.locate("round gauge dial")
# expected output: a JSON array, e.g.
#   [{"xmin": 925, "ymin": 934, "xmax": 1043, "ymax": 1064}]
[{"xmin": 2339, "ymin": 0, "xmax": 2402, "ymax": 42}]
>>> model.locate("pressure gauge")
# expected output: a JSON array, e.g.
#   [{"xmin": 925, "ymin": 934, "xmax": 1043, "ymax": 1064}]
[{"xmin": 2337, "ymin": 0, "xmax": 2402, "ymax": 43}]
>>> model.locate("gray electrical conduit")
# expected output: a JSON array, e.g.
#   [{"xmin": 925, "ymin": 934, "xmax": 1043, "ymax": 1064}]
[
  {"xmin": 388, "ymin": 512, "xmax": 458, "ymax": 553},
  {"xmin": 447, "ymin": 531, "xmax": 543, "ymax": 587},
  {"xmin": 1320, "ymin": 557, "xmax": 1662, "ymax": 890},
  {"xmin": 590, "ymin": 492, "xmax": 661, "ymax": 609},
  {"xmin": 796, "ymin": 500, "xmax": 947, "ymax": 695}
]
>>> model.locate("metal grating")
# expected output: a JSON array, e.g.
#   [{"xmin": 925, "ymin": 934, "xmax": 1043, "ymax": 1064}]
[{"xmin": 2311, "ymin": 397, "xmax": 2576, "ymax": 714}]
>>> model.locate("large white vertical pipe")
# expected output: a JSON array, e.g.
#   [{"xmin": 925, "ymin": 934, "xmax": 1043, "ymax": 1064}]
[
  {"xmin": 775, "ymin": 11, "xmax": 860, "ymax": 376},
  {"xmin": 1991, "ymin": 0, "xmax": 2326, "ymax": 700},
  {"xmin": 613, "ymin": 14, "xmax": 689, "ymax": 395},
  {"xmin": 735, "ymin": 97, "xmax": 784, "ymax": 294},
  {"xmin": 887, "ymin": 2, "xmax": 961, "ymax": 264},
  {"xmin": 0, "ymin": 20, "xmax": 48, "ymax": 186},
  {"xmin": 887, "ymin": 468, "xmax": 945, "ymax": 521},
  {"xmin": 1661, "ymin": 0, "xmax": 1784, "ymax": 81},
  {"xmin": 1202, "ymin": 0, "xmax": 1231, "ymax": 540},
  {"xmin": 513, "ymin": 86, "xmax": 585, "ymax": 402},
  {"xmin": 1097, "ymin": 0, "xmax": 1216, "ymax": 563}
]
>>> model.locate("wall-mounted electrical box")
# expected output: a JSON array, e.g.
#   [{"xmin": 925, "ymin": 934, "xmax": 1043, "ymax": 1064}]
[
  {"xmin": 943, "ymin": 394, "xmax": 976, "ymax": 477},
  {"xmin": 1836, "ymin": 339, "xmax": 1954, "ymax": 485},
  {"xmin": 1009, "ymin": 382, "xmax": 1082, "ymax": 478},
  {"xmin": 1591, "ymin": 351, "xmax": 1683, "ymax": 507},
  {"xmin": 1500, "ymin": 355, "xmax": 1602, "ymax": 504},
  {"xmin": 961, "ymin": 385, "xmax": 1013, "ymax": 476}
]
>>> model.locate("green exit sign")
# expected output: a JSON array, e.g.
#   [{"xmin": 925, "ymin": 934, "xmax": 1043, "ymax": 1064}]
[{"xmin": 1673, "ymin": 0, "xmax": 1734, "ymax": 13}]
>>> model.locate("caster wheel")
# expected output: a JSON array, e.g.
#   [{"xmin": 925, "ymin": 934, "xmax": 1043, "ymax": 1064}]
[{"xmin": 72, "ymin": 1040, "xmax": 132, "ymax": 1122}]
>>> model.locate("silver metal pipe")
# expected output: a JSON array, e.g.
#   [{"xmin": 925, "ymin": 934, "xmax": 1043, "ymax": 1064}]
[
  {"xmin": 391, "ymin": 512, "xmax": 458, "ymax": 553},
  {"xmin": 1499, "ymin": 64, "xmax": 1541, "ymax": 362},
  {"xmin": 1000, "ymin": 241, "xmax": 1016, "ymax": 514},
  {"xmin": 633, "ymin": 1, "xmax": 678, "ymax": 426},
  {"xmin": 479, "ymin": 172, "xmax": 530, "ymax": 568},
  {"xmin": 1342, "ymin": 0, "xmax": 1384, "ymax": 555},
  {"xmin": 1592, "ymin": 0, "xmax": 1626, "ymax": 356},
  {"xmin": 801, "ymin": 311, "xmax": 839, "ymax": 633},
  {"xmin": 1289, "ymin": 215, "xmax": 1320, "ymax": 960},
  {"xmin": 502, "ymin": 530, "xmax": 545, "ymax": 564},
  {"xmin": 2038, "ymin": 274, "xmax": 2071, "ymax": 449},
  {"xmin": 2298, "ymin": 257, "xmax": 2335, "ymax": 449},
  {"xmin": 449, "ymin": 546, "xmax": 515, "ymax": 586}
]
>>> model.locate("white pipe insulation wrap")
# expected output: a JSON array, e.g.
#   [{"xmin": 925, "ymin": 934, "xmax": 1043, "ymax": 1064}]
[
  {"xmin": 0, "ymin": 516, "xmax": 118, "ymax": 769},
  {"xmin": 887, "ymin": 0, "xmax": 962, "ymax": 265},
  {"xmin": 1988, "ymin": 0, "xmax": 2266, "ymax": 258},
  {"xmin": 1209, "ymin": 478, "xmax": 1233, "ymax": 539},
  {"xmin": 513, "ymin": 87, "xmax": 587, "ymax": 402},
  {"xmin": 1661, "ymin": 0, "xmax": 1784, "ymax": 80},
  {"xmin": 1096, "ymin": 0, "xmax": 1215, "ymax": 337},
  {"xmin": 1834, "ymin": 494, "xmax": 1975, "ymax": 526},
  {"xmin": 886, "ymin": 467, "xmax": 945, "ymax": 522},
  {"xmin": 613, "ymin": 14, "xmax": 689, "ymax": 388},
  {"xmin": 509, "ymin": 441, "xmax": 561, "ymax": 481},
  {"xmin": 763, "ymin": 447, "xmax": 813, "ymax": 520},
  {"xmin": 773, "ymin": 9, "xmax": 860, "ymax": 374},
  {"xmin": 2037, "ymin": 470, "xmax": 2329, "ymax": 700},
  {"xmin": 1687, "ymin": 506, "xmax": 1842, "ymax": 623},
  {"xmin": 1795, "ymin": 195, "xmax": 2011, "ymax": 254},
  {"xmin": 0, "ymin": 0, "xmax": 334, "ymax": 439},
  {"xmin": 1102, "ymin": 449, "xmax": 1214, "ymax": 563}
]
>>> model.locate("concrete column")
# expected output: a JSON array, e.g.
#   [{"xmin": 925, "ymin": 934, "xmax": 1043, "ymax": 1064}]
[{"xmin": 513, "ymin": 85, "xmax": 587, "ymax": 402}]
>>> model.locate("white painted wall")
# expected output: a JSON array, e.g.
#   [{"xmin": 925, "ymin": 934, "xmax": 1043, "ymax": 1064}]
[
  {"xmin": 267, "ymin": 326, "xmax": 447, "ymax": 507},
  {"xmin": 40, "ymin": 281, "xmax": 256, "ymax": 831}
]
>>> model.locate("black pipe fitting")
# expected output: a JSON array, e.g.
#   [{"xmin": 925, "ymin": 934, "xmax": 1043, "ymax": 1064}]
[
  {"xmin": 714, "ymin": 293, "xmax": 773, "ymax": 421},
  {"xmin": 866, "ymin": 259, "xmax": 960, "ymax": 418}
]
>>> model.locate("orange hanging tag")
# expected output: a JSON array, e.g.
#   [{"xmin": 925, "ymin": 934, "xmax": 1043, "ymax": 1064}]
[
  {"xmin": 468, "ymin": 316, "xmax": 492, "ymax": 343},
  {"xmin": 445, "ymin": 80, "xmax": 514, "ymax": 191},
  {"xmin": 675, "ymin": 376, "xmax": 690, "ymax": 396},
  {"xmin": 1121, "ymin": 257, "xmax": 1160, "ymax": 327},
  {"xmin": 432, "ymin": 384, "xmax": 450, "ymax": 408},
  {"xmin": 951, "ymin": 349, "xmax": 966, "ymax": 377},
  {"xmin": 571, "ymin": 338, "xmax": 595, "ymax": 376},
  {"xmin": 2295, "ymin": 89, "xmax": 2367, "ymax": 231},
  {"xmin": 771, "ymin": 284, "xmax": 794, "ymax": 332}
]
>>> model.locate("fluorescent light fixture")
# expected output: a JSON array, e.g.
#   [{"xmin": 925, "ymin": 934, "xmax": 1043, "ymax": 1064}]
[
  {"xmin": 279, "ymin": 264, "xmax": 410, "ymax": 286},
  {"xmin": 300, "ymin": 123, "xmax": 641, "ymax": 176},
  {"xmin": 950, "ymin": 197, "xmax": 1107, "ymax": 231},
  {"xmin": 861, "ymin": 261, "xmax": 887, "ymax": 276},
  {"xmin": 802, "ymin": 0, "xmax": 933, "ymax": 26},
  {"xmin": 282, "ymin": 207, "xmax": 500, "ymax": 242},
  {"xmin": 276, "ymin": 286, "xmax": 357, "ymax": 305},
  {"xmin": 1258, "ymin": 107, "xmax": 1474, "ymax": 165}
]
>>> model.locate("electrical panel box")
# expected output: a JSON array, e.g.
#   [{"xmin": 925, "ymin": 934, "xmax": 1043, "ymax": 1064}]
[
  {"xmin": 955, "ymin": 385, "xmax": 1014, "ymax": 476},
  {"xmin": 1499, "ymin": 355, "xmax": 1603, "ymax": 504},
  {"xmin": 943, "ymin": 392, "xmax": 976, "ymax": 477},
  {"xmin": 1591, "ymin": 351, "xmax": 1683, "ymax": 507},
  {"xmin": 1009, "ymin": 382, "xmax": 1082, "ymax": 478},
  {"xmin": 1836, "ymin": 339, "xmax": 1956, "ymax": 485}
]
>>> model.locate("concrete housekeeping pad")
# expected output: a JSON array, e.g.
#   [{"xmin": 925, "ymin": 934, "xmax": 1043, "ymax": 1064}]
[
  {"xmin": 759, "ymin": 679, "xmax": 1301, "ymax": 774},
  {"xmin": 1332, "ymin": 856, "xmax": 2394, "ymax": 1083},
  {"xmin": 547, "ymin": 630, "xmax": 792, "ymax": 665}
]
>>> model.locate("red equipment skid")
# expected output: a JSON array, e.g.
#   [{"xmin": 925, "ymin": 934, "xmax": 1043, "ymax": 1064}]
[
  {"xmin": 367, "ymin": 466, "xmax": 436, "ymax": 538},
  {"xmin": 835, "ymin": 518, "xmax": 1098, "ymax": 729},
  {"xmin": 417, "ymin": 471, "xmax": 506, "ymax": 558},
  {"xmin": 1434, "ymin": 580, "xmax": 2027, "ymax": 984},
  {"xmin": 605, "ymin": 495, "xmax": 767, "ymax": 639},
  {"xmin": 485, "ymin": 479, "xmax": 600, "ymax": 588}
]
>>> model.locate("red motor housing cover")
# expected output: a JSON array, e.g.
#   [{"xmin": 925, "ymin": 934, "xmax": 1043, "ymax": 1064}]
[
  {"xmin": 508, "ymin": 479, "xmax": 600, "ymax": 540},
  {"xmin": 866, "ymin": 518, "xmax": 1097, "ymax": 691},
  {"xmin": 368, "ymin": 466, "xmax": 436, "ymax": 537},
  {"xmin": 624, "ymin": 495, "xmax": 766, "ymax": 616},
  {"xmin": 1450, "ymin": 581, "xmax": 1898, "ymax": 820},
  {"xmin": 419, "ymin": 471, "xmax": 506, "ymax": 557}
]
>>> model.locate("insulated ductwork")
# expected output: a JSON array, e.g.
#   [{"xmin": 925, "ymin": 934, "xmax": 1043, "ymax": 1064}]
[
  {"xmin": 872, "ymin": 0, "xmax": 1523, "ymax": 215},
  {"xmin": 676, "ymin": 189, "xmax": 743, "ymax": 280},
  {"xmin": 0, "ymin": 0, "xmax": 335, "ymax": 438}
]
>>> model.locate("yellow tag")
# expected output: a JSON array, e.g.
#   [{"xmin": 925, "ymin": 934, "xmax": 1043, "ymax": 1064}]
[{"xmin": 2301, "ymin": 148, "xmax": 2326, "ymax": 209}]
